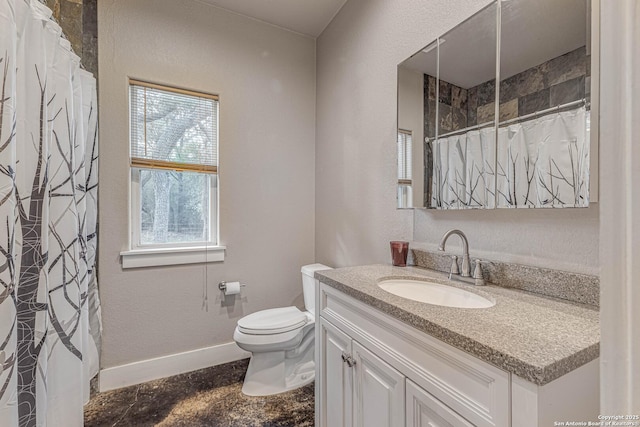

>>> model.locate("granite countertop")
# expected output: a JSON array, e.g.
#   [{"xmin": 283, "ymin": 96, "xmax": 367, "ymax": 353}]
[{"xmin": 316, "ymin": 264, "xmax": 600, "ymax": 386}]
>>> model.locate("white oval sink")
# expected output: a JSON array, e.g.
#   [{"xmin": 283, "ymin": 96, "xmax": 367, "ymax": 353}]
[{"xmin": 377, "ymin": 279, "xmax": 495, "ymax": 309}]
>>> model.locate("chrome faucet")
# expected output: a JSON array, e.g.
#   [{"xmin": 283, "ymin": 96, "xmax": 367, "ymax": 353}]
[{"xmin": 438, "ymin": 229, "xmax": 471, "ymax": 277}]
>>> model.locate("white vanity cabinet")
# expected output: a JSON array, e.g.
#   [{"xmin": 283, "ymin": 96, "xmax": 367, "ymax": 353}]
[
  {"xmin": 317, "ymin": 283, "xmax": 510, "ymax": 427},
  {"xmin": 316, "ymin": 281, "xmax": 599, "ymax": 427},
  {"xmin": 319, "ymin": 319, "xmax": 405, "ymax": 427}
]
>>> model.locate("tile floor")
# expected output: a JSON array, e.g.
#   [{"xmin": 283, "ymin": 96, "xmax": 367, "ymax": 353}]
[{"xmin": 84, "ymin": 359, "xmax": 315, "ymax": 427}]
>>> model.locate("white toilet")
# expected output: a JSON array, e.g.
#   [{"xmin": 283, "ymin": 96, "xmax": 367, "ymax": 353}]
[{"xmin": 233, "ymin": 263, "xmax": 332, "ymax": 396}]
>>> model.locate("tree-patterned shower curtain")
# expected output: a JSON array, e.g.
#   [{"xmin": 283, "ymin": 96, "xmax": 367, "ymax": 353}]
[{"xmin": 0, "ymin": 1, "xmax": 101, "ymax": 426}]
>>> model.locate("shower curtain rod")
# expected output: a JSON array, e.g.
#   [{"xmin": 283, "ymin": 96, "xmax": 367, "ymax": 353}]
[
  {"xmin": 499, "ymin": 98, "xmax": 589, "ymax": 127},
  {"xmin": 426, "ymin": 120, "xmax": 494, "ymax": 142},
  {"xmin": 426, "ymin": 98, "xmax": 589, "ymax": 142}
]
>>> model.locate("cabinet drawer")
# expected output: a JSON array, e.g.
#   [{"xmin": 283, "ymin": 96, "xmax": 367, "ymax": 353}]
[{"xmin": 320, "ymin": 283, "xmax": 509, "ymax": 427}]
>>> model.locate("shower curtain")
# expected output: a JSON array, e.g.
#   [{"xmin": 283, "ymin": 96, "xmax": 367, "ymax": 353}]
[
  {"xmin": 496, "ymin": 106, "xmax": 589, "ymax": 208},
  {"xmin": 431, "ymin": 127, "xmax": 496, "ymax": 209},
  {"xmin": 431, "ymin": 106, "xmax": 588, "ymax": 209},
  {"xmin": 0, "ymin": 1, "xmax": 101, "ymax": 426}
]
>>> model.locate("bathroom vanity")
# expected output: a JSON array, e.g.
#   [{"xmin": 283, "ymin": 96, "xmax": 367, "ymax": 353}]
[{"xmin": 314, "ymin": 265, "xmax": 599, "ymax": 427}]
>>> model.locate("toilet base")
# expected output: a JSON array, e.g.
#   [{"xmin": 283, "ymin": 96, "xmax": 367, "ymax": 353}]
[{"xmin": 241, "ymin": 348, "xmax": 315, "ymax": 396}]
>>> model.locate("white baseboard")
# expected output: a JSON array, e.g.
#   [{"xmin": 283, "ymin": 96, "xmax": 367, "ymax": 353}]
[{"xmin": 98, "ymin": 342, "xmax": 250, "ymax": 392}]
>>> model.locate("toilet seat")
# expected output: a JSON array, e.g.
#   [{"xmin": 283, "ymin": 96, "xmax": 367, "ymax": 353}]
[
  {"xmin": 237, "ymin": 306, "xmax": 308, "ymax": 335},
  {"xmin": 234, "ymin": 312, "xmax": 314, "ymax": 353}
]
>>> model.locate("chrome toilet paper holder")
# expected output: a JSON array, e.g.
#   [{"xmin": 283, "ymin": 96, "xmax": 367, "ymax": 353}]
[{"xmin": 218, "ymin": 281, "xmax": 246, "ymax": 292}]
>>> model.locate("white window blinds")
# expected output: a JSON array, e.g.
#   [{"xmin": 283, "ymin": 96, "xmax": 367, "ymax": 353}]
[
  {"xmin": 130, "ymin": 80, "xmax": 219, "ymax": 173},
  {"xmin": 397, "ymin": 129, "xmax": 412, "ymax": 184}
]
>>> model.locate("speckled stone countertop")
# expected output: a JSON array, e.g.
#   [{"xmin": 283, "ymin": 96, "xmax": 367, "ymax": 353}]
[{"xmin": 316, "ymin": 265, "xmax": 599, "ymax": 386}]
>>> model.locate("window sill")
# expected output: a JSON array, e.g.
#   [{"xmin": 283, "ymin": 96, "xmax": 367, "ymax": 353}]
[{"xmin": 120, "ymin": 246, "xmax": 226, "ymax": 269}]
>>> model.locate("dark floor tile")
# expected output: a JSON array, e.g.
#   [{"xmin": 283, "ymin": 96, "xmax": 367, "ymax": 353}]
[{"xmin": 84, "ymin": 359, "xmax": 315, "ymax": 427}]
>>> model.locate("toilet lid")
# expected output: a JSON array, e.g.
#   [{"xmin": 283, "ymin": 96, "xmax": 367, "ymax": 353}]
[{"xmin": 238, "ymin": 306, "xmax": 308, "ymax": 335}]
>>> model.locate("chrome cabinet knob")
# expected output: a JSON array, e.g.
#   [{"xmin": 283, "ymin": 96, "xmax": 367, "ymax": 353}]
[
  {"xmin": 346, "ymin": 356, "xmax": 356, "ymax": 368},
  {"xmin": 341, "ymin": 352, "xmax": 356, "ymax": 367}
]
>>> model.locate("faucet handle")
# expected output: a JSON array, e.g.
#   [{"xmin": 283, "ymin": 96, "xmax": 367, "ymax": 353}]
[
  {"xmin": 449, "ymin": 255, "xmax": 460, "ymax": 279},
  {"xmin": 473, "ymin": 259, "xmax": 485, "ymax": 286}
]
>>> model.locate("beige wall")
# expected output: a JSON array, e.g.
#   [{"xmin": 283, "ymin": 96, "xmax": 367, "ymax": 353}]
[
  {"xmin": 315, "ymin": 0, "xmax": 599, "ymax": 275},
  {"xmin": 98, "ymin": 0, "xmax": 316, "ymax": 368}
]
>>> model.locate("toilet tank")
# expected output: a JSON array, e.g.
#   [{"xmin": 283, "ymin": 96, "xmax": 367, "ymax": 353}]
[{"xmin": 301, "ymin": 263, "xmax": 332, "ymax": 316}]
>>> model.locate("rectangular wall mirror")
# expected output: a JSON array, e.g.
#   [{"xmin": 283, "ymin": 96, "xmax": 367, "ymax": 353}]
[{"xmin": 397, "ymin": 0, "xmax": 598, "ymax": 210}]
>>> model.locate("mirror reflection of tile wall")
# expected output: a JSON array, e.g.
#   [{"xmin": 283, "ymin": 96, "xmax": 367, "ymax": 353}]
[
  {"xmin": 397, "ymin": 0, "xmax": 596, "ymax": 210},
  {"xmin": 423, "ymin": 47, "xmax": 588, "ymax": 136},
  {"xmin": 499, "ymin": 47, "xmax": 589, "ymax": 121}
]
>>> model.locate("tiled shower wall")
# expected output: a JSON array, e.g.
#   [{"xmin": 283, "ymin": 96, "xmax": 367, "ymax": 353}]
[
  {"xmin": 44, "ymin": 0, "xmax": 98, "ymax": 77},
  {"xmin": 424, "ymin": 46, "xmax": 589, "ymax": 138}
]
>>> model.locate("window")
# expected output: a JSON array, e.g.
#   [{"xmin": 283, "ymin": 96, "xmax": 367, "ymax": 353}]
[
  {"xmin": 397, "ymin": 129, "xmax": 413, "ymax": 208},
  {"xmin": 123, "ymin": 80, "xmax": 222, "ymax": 268}
]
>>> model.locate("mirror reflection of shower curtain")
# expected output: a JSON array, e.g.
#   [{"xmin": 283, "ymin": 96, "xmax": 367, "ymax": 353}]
[
  {"xmin": 0, "ymin": 1, "xmax": 101, "ymax": 426},
  {"xmin": 497, "ymin": 106, "xmax": 589, "ymax": 208},
  {"xmin": 431, "ymin": 137, "xmax": 448, "ymax": 208},
  {"xmin": 432, "ymin": 106, "xmax": 588, "ymax": 210},
  {"xmin": 431, "ymin": 127, "xmax": 496, "ymax": 209},
  {"xmin": 448, "ymin": 135, "xmax": 466, "ymax": 209},
  {"xmin": 465, "ymin": 127, "xmax": 496, "ymax": 209}
]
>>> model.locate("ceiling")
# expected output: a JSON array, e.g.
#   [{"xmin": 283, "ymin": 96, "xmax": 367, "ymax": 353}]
[
  {"xmin": 401, "ymin": 0, "xmax": 587, "ymax": 89},
  {"xmin": 196, "ymin": 0, "xmax": 348, "ymax": 37}
]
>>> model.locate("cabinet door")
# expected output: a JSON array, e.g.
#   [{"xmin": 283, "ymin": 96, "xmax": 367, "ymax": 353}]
[
  {"xmin": 406, "ymin": 379, "xmax": 474, "ymax": 427},
  {"xmin": 319, "ymin": 318, "xmax": 353, "ymax": 427},
  {"xmin": 352, "ymin": 341, "xmax": 404, "ymax": 427}
]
